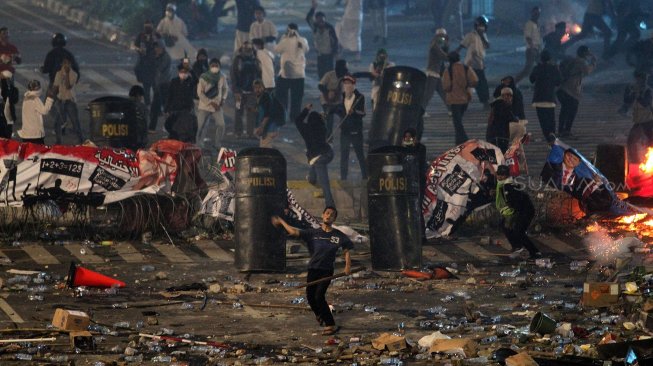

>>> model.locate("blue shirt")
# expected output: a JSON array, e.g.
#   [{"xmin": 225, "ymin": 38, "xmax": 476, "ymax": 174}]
[{"xmin": 300, "ymin": 228, "xmax": 353, "ymax": 270}]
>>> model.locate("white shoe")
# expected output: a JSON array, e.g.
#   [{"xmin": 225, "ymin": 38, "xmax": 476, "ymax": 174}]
[{"xmin": 509, "ymin": 248, "xmax": 527, "ymax": 259}]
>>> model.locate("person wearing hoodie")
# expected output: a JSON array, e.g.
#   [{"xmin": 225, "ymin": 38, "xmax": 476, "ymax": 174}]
[
  {"xmin": 275, "ymin": 23, "xmax": 309, "ymax": 122},
  {"xmin": 336, "ymin": 75, "xmax": 366, "ymax": 181},
  {"xmin": 197, "ymin": 58, "xmax": 229, "ymax": 148},
  {"xmin": 318, "ymin": 59, "xmax": 348, "ymax": 137},
  {"xmin": 295, "ymin": 103, "xmax": 335, "ymax": 207},
  {"xmin": 529, "ymin": 50, "xmax": 561, "ymax": 140},
  {"xmin": 492, "ymin": 76, "xmax": 525, "ymax": 120},
  {"xmin": 41, "ymin": 33, "xmax": 80, "ymax": 87},
  {"xmin": 18, "ymin": 80, "xmax": 55, "ymax": 145}
]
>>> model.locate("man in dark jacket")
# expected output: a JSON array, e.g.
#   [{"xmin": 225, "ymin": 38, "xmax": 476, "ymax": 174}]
[
  {"xmin": 492, "ymin": 76, "xmax": 525, "ymax": 120},
  {"xmin": 41, "ymin": 33, "xmax": 80, "ymax": 86},
  {"xmin": 306, "ymin": 0, "xmax": 339, "ymax": 79},
  {"xmin": 336, "ymin": 75, "xmax": 367, "ymax": 181},
  {"xmin": 234, "ymin": 0, "xmax": 260, "ymax": 52},
  {"xmin": 543, "ymin": 22, "xmax": 567, "ymax": 62},
  {"xmin": 295, "ymin": 103, "xmax": 335, "ymax": 207},
  {"xmin": 149, "ymin": 41, "xmax": 172, "ymax": 132},
  {"xmin": 530, "ymin": 50, "xmax": 561, "ymax": 141},
  {"xmin": 231, "ymin": 41, "xmax": 261, "ymax": 138},
  {"xmin": 133, "ymin": 20, "xmax": 161, "ymax": 105},
  {"xmin": 164, "ymin": 64, "xmax": 197, "ymax": 142},
  {"xmin": 495, "ymin": 165, "xmax": 541, "ymax": 260},
  {"xmin": 556, "ymin": 45, "xmax": 596, "ymax": 139},
  {"xmin": 487, "ymin": 87, "xmax": 518, "ymax": 153}
]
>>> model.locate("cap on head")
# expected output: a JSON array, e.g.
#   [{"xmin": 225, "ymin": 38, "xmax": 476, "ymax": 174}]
[{"xmin": 435, "ymin": 28, "xmax": 447, "ymax": 36}]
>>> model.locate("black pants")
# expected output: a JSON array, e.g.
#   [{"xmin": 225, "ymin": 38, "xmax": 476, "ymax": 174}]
[
  {"xmin": 473, "ymin": 68, "xmax": 489, "ymax": 105},
  {"xmin": 450, "ymin": 103, "xmax": 468, "ymax": 144},
  {"xmin": 536, "ymin": 107, "xmax": 555, "ymax": 139},
  {"xmin": 22, "ymin": 137, "xmax": 45, "ymax": 145},
  {"xmin": 502, "ymin": 215, "xmax": 539, "ymax": 257},
  {"xmin": 317, "ymin": 54, "xmax": 335, "ymax": 80},
  {"xmin": 149, "ymin": 83, "xmax": 169, "ymax": 130},
  {"xmin": 556, "ymin": 89, "xmax": 579, "ymax": 134},
  {"xmin": 340, "ymin": 130, "xmax": 367, "ymax": 180},
  {"xmin": 276, "ymin": 77, "xmax": 304, "ymax": 122},
  {"xmin": 306, "ymin": 268, "xmax": 335, "ymax": 327}
]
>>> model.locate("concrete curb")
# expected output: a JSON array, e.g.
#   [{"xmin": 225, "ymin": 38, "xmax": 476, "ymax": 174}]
[{"xmin": 29, "ymin": 0, "xmax": 132, "ymax": 49}]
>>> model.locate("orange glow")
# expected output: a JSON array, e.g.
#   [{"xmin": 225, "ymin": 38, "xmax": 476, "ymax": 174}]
[
  {"xmin": 618, "ymin": 213, "xmax": 647, "ymax": 224},
  {"xmin": 590, "ymin": 213, "xmax": 653, "ymax": 239},
  {"xmin": 561, "ymin": 33, "xmax": 571, "ymax": 43},
  {"xmin": 639, "ymin": 147, "xmax": 653, "ymax": 174},
  {"xmin": 571, "ymin": 24, "xmax": 582, "ymax": 35}
]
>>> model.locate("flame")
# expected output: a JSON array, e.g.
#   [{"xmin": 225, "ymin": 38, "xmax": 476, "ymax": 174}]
[
  {"xmin": 571, "ymin": 24, "xmax": 582, "ymax": 35},
  {"xmin": 639, "ymin": 147, "xmax": 653, "ymax": 174},
  {"xmin": 618, "ymin": 213, "xmax": 647, "ymax": 224}
]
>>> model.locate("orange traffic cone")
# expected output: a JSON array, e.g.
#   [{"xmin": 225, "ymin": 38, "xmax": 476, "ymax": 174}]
[{"xmin": 67, "ymin": 262, "xmax": 126, "ymax": 288}]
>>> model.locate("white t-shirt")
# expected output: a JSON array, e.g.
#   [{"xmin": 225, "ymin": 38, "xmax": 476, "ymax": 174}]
[
  {"xmin": 523, "ymin": 20, "xmax": 541, "ymax": 49},
  {"xmin": 274, "ymin": 33, "xmax": 309, "ymax": 79},
  {"xmin": 461, "ymin": 31, "xmax": 486, "ymax": 70},
  {"xmin": 257, "ymin": 49, "xmax": 276, "ymax": 89}
]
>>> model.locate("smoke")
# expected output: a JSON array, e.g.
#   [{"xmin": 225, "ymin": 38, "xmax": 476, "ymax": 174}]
[
  {"xmin": 583, "ymin": 223, "xmax": 639, "ymax": 263},
  {"xmin": 541, "ymin": 0, "xmax": 586, "ymax": 33}
]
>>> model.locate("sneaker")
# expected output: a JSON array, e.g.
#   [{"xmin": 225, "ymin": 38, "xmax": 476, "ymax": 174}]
[{"xmin": 508, "ymin": 248, "xmax": 527, "ymax": 259}]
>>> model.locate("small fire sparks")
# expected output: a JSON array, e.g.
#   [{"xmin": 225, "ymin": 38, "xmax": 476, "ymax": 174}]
[
  {"xmin": 571, "ymin": 23, "xmax": 582, "ymax": 34},
  {"xmin": 639, "ymin": 147, "xmax": 653, "ymax": 174},
  {"xmin": 618, "ymin": 213, "xmax": 647, "ymax": 224},
  {"xmin": 562, "ymin": 23, "xmax": 582, "ymax": 43}
]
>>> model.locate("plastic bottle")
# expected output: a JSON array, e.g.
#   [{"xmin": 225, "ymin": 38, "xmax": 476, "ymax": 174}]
[
  {"xmin": 28, "ymin": 294, "xmax": 44, "ymax": 301},
  {"xmin": 15, "ymin": 354, "xmax": 33, "ymax": 360},
  {"xmin": 113, "ymin": 321, "xmax": 130, "ymax": 329},
  {"xmin": 151, "ymin": 355, "xmax": 172, "ymax": 362},
  {"xmin": 141, "ymin": 265, "xmax": 155, "ymax": 272},
  {"xmin": 50, "ymin": 355, "xmax": 69, "ymax": 362}
]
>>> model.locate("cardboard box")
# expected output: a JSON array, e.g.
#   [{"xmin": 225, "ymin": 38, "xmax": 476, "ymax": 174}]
[
  {"xmin": 69, "ymin": 331, "xmax": 95, "ymax": 350},
  {"xmin": 52, "ymin": 308, "xmax": 90, "ymax": 331},
  {"xmin": 428, "ymin": 338, "xmax": 478, "ymax": 358},
  {"xmin": 505, "ymin": 352, "xmax": 539, "ymax": 366},
  {"xmin": 371, "ymin": 333, "xmax": 407, "ymax": 352},
  {"xmin": 582, "ymin": 282, "xmax": 619, "ymax": 307}
]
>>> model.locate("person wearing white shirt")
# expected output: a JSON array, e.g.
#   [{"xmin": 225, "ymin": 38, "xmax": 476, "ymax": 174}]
[
  {"xmin": 156, "ymin": 3, "xmax": 197, "ymax": 61},
  {"xmin": 252, "ymin": 38, "xmax": 275, "ymax": 90},
  {"xmin": 274, "ymin": 23, "xmax": 309, "ymax": 122},
  {"xmin": 515, "ymin": 6, "xmax": 542, "ymax": 84},
  {"xmin": 18, "ymin": 80, "xmax": 55, "ymax": 145},
  {"xmin": 457, "ymin": 16, "xmax": 490, "ymax": 109},
  {"xmin": 249, "ymin": 6, "xmax": 278, "ymax": 53}
]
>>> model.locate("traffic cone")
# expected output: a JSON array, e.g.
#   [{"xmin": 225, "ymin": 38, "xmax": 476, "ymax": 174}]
[{"xmin": 67, "ymin": 262, "xmax": 126, "ymax": 288}]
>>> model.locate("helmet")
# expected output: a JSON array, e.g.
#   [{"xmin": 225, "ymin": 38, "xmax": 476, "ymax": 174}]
[
  {"xmin": 52, "ymin": 33, "xmax": 66, "ymax": 48},
  {"xmin": 27, "ymin": 80, "xmax": 41, "ymax": 91},
  {"xmin": 474, "ymin": 15, "xmax": 489, "ymax": 27}
]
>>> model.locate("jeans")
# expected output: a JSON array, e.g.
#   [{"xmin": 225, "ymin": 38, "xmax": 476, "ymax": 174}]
[
  {"xmin": 307, "ymin": 149, "xmax": 335, "ymax": 207},
  {"xmin": 196, "ymin": 108, "xmax": 225, "ymax": 148},
  {"xmin": 306, "ymin": 268, "xmax": 335, "ymax": 327},
  {"xmin": 556, "ymin": 89, "xmax": 579, "ymax": 134},
  {"xmin": 340, "ymin": 130, "xmax": 367, "ymax": 180},
  {"xmin": 473, "ymin": 68, "xmax": 489, "ymax": 105},
  {"xmin": 234, "ymin": 93, "xmax": 256, "ymax": 136},
  {"xmin": 535, "ymin": 107, "xmax": 555, "ymax": 139},
  {"xmin": 276, "ymin": 77, "xmax": 304, "ymax": 122},
  {"xmin": 54, "ymin": 99, "xmax": 84, "ymax": 144},
  {"xmin": 514, "ymin": 47, "xmax": 539, "ymax": 84},
  {"xmin": 450, "ymin": 103, "xmax": 469, "ymax": 144},
  {"xmin": 317, "ymin": 54, "xmax": 335, "ymax": 80},
  {"xmin": 422, "ymin": 76, "xmax": 448, "ymax": 110}
]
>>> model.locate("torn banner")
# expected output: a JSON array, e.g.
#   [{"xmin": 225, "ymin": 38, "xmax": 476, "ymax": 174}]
[
  {"xmin": 540, "ymin": 139, "xmax": 631, "ymax": 215},
  {"xmin": 423, "ymin": 139, "xmax": 504, "ymax": 238},
  {"xmin": 0, "ymin": 138, "xmax": 193, "ymax": 207}
]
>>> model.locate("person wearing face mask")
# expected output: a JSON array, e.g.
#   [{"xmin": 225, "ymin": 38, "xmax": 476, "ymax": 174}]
[
  {"xmin": 319, "ymin": 59, "xmax": 348, "ymax": 137},
  {"xmin": 335, "ymin": 75, "xmax": 366, "ymax": 181},
  {"xmin": 52, "ymin": 57, "xmax": 84, "ymax": 145},
  {"xmin": 457, "ymin": 16, "xmax": 490, "ymax": 109},
  {"xmin": 275, "ymin": 24, "xmax": 309, "ymax": 123},
  {"xmin": 133, "ymin": 20, "xmax": 161, "ymax": 105},
  {"xmin": 197, "ymin": 58, "xmax": 229, "ymax": 148},
  {"xmin": 423, "ymin": 28, "xmax": 450, "ymax": 114},
  {"xmin": 18, "ymin": 80, "xmax": 56, "ymax": 145},
  {"xmin": 231, "ymin": 41, "xmax": 262, "ymax": 139},
  {"xmin": 369, "ymin": 48, "xmax": 394, "ymax": 110},
  {"xmin": 156, "ymin": 3, "xmax": 197, "ymax": 61},
  {"xmin": 164, "ymin": 64, "xmax": 197, "ymax": 143}
]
